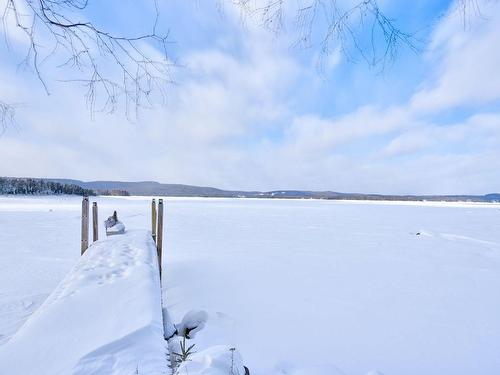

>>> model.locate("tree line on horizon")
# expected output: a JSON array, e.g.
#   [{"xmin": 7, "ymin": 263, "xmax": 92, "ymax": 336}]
[{"xmin": 0, "ymin": 177, "xmax": 129, "ymax": 196}]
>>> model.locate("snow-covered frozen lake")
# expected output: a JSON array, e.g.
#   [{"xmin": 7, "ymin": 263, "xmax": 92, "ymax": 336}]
[{"xmin": 1, "ymin": 196, "xmax": 500, "ymax": 375}]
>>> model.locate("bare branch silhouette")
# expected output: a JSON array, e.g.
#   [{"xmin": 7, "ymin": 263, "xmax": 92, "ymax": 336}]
[
  {"xmin": 0, "ymin": 0, "xmax": 495, "ymax": 130},
  {"xmin": 0, "ymin": 100, "xmax": 16, "ymax": 133},
  {"xmin": 1, "ymin": 0, "xmax": 173, "ymax": 123},
  {"xmin": 456, "ymin": 0, "xmax": 482, "ymax": 26},
  {"xmin": 229, "ymin": 0, "xmax": 420, "ymax": 72}
]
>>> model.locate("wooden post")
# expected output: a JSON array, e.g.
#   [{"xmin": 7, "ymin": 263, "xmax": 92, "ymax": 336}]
[
  {"xmin": 157, "ymin": 199, "xmax": 164, "ymax": 278},
  {"xmin": 81, "ymin": 197, "xmax": 89, "ymax": 255},
  {"xmin": 151, "ymin": 198, "xmax": 157, "ymax": 243},
  {"xmin": 92, "ymin": 202, "xmax": 98, "ymax": 242}
]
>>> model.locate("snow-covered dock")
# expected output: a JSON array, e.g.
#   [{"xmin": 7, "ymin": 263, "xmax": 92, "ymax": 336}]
[{"xmin": 0, "ymin": 230, "xmax": 166, "ymax": 375}]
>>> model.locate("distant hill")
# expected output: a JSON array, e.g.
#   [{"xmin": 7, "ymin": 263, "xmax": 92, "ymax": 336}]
[
  {"xmin": 47, "ymin": 179, "xmax": 247, "ymax": 197},
  {"xmin": 38, "ymin": 178, "xmax": 500, "ymax": 202}
]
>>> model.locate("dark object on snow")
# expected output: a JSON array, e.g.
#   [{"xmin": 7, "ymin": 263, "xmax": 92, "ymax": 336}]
[
  {"xmin": 105, "ymin": 211, "xmax": 118, "ymax": 229},
  {"xmin": 416, "ymin": 232, "xmax": 421, "ymax": 236},
  {"xmin": 164, "ymin": 329, "xmax": 178, "ymax": 341},
  {"xmin": 175, "ymin": 310, "xmax": 208, "ymax": 339},
  {"xmin": 244, "ymin": 366, "xmax": 250, "ymax": 375},
  {"xmin": 105, "ymin": 211, "xmax": 125, "ymax": 236}
]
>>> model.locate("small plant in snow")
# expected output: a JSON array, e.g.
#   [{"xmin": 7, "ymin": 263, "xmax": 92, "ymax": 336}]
[
  {"xmin": 176, "ymin": 337, "xmax": 196, "ymax": 363},
  {"xmin": 169, "ymin": 336, "xmax": 196, "ymax": 374}
]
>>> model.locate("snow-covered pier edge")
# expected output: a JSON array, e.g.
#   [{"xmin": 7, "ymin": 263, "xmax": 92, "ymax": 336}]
[{"xmin": 0, "ymin": 230, "xmax": 167, "ymax": 375}]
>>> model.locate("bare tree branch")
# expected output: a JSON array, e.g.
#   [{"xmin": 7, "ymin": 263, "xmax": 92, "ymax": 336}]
[
  {"xmin": 0, "ymin": 0, "xmax": 495, "ymax": 130},
  {"xmin": 1, "ymin": 0, "xmax": 173, "ymax": 122},
  {"xmin": 0, "ymin": 100, "xmax": 16, "ymax": 134},
  {"xmin": 228, "ymin": 0, "xmax": 420, "ymax": 71},
  {"xmin": 457, "ymin": 0, "xmax": 482, "ymax": 26}
]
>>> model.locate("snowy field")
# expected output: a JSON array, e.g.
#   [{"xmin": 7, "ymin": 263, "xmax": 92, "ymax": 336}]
[{"xmin": 1, "ymin": 196, "xmax": 500, "ymax": 375}]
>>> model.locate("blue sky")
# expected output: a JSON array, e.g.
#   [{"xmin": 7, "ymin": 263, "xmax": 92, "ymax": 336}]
[{"xmin": 1, "ymin": 0, "xmax": 500, "ymax": 194}]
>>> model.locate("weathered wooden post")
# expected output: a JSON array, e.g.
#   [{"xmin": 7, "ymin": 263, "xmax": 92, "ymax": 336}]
[
  {"xmin": 157, "ymin": 199, "xmax": 164, "ymax": 278},
  {"xmin": 151, "ymin": 198, "xmax": 157, "ymax": 243},
  {"xmin": 81, "ymin": 196, "xmax": 89, "ymax": 255},
  {"xmin": 92, "ymin": 202, "xmax": 98, "ymax": 242}
]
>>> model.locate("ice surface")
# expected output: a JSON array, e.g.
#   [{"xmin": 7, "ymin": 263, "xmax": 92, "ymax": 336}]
[{"xmin": 1, "ymin": 196, "xmax": 500, "ymax": 375}]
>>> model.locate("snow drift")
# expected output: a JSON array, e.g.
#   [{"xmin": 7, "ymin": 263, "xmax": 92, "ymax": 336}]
[{"xmin": 0, "ymin": 230, "xmax": 166, "ymax": 375}]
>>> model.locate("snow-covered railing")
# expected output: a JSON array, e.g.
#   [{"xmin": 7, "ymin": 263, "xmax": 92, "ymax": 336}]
[{"xmin": 0, "ymin": 230, "xmax": 167, "ymax": 375}]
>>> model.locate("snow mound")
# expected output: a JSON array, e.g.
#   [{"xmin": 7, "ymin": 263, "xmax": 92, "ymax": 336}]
[
  {"xmin": 106, "ymin": 222, "xmax": 126, "ymax": 235},
  {"xmin": 289, "ymin": 364, "xmax": 345, "ymax": 375},
  {"xmin": 176, "ymin": 345, "xmax": 246, "ymax": 375},
  {"xmin": 176, "ymin": 309, "xmax": 209, "ymax": 339},
  {"xmin": 0, "ymin": 230, "xmax": 166, "ymax": 375},
  {"xmin": 166, "ymin": 310, "xmax": 251, "ymax": 374}
]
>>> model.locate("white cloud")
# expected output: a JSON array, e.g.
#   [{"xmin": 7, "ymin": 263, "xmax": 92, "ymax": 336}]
[
  {"xmin": 2, "ymin": 0, "xmax": 500, "ymax": 195},
  {"xmin": 280, "ymin": 105, "xmax": 412, "ymax": 157},
  {"xmin": 410, "ymin": 0, "xmax": 500, "ymax": 113},
  {"xmin": 0, "ymin": 6, "xmax": 300, "ymax": 187},
  {"xmin": 379, "ymin": 132, "xmax": 432, "ymax": 158},
  {"xmin": 0, "ymin": 0, "xmax": 31, "ymax": 46}
]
